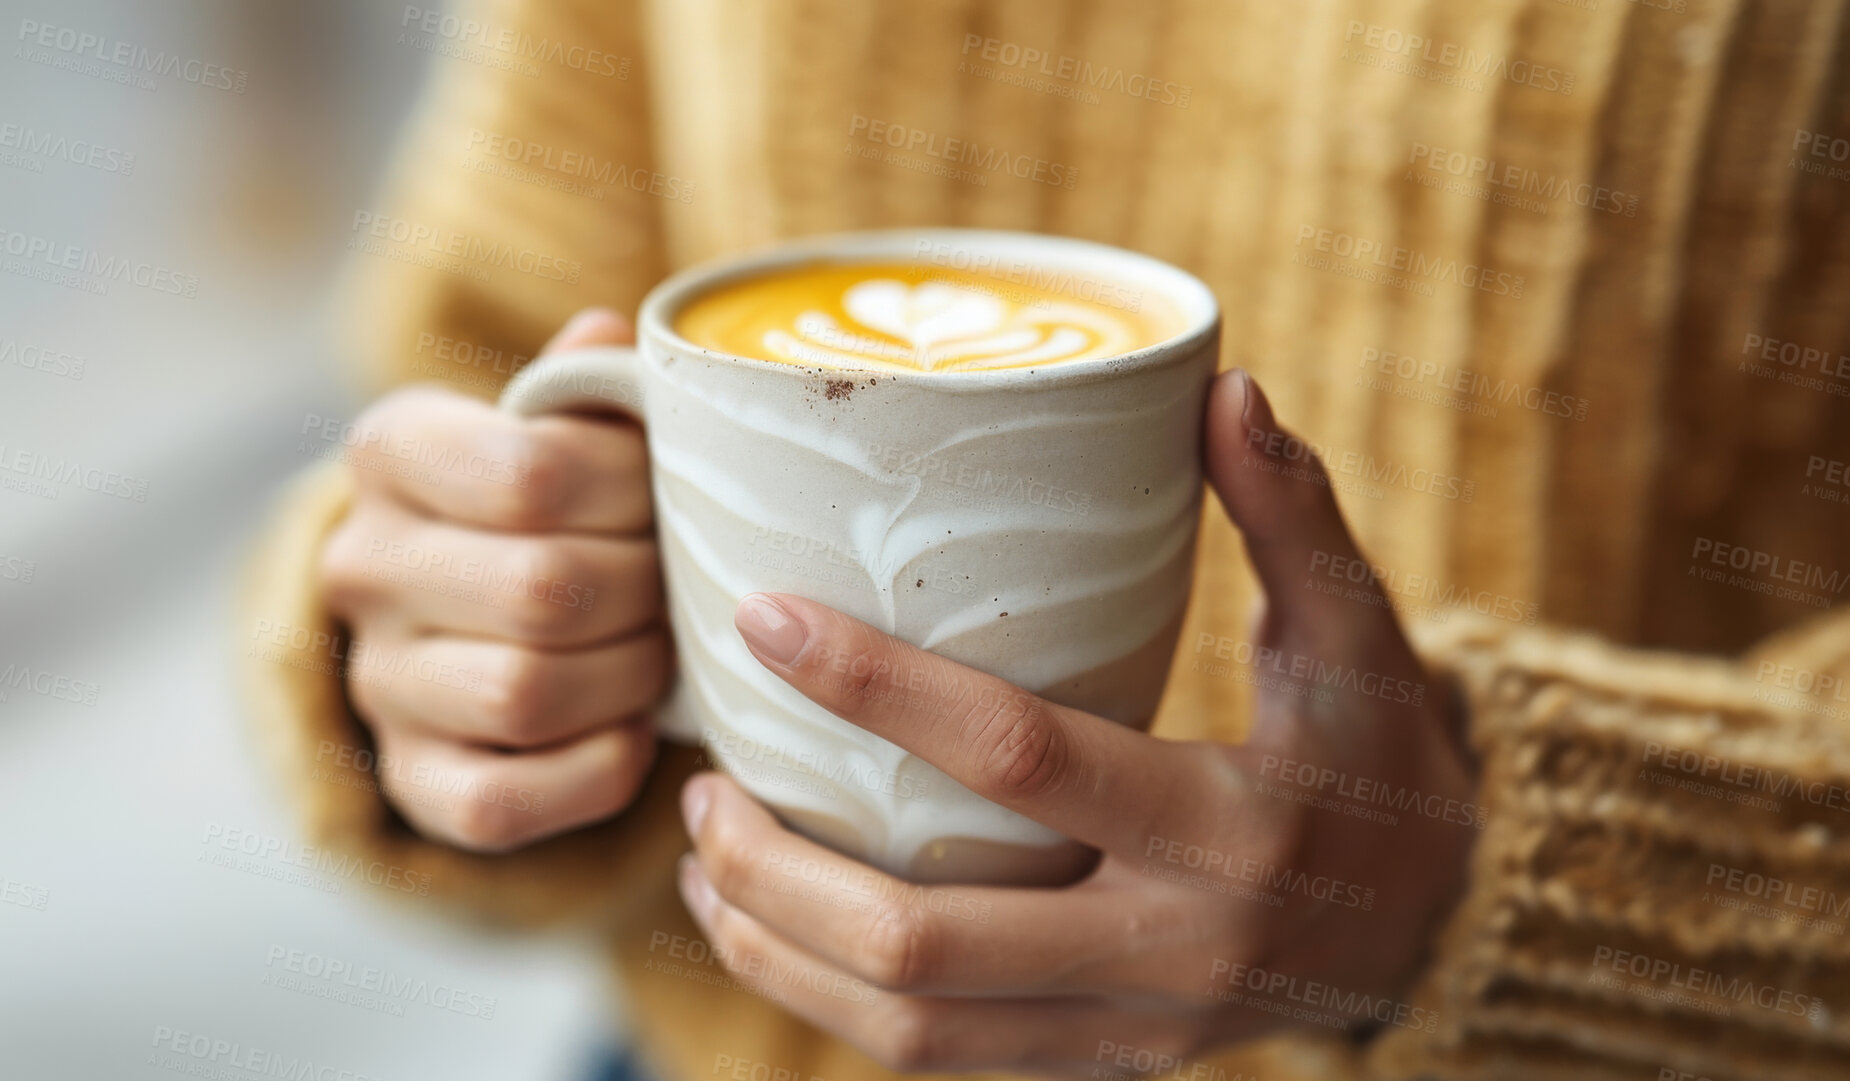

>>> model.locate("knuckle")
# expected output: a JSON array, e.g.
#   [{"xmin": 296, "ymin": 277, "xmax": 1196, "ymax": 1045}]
[
  {"xmin": 707, "ymin": 910, "xmax": 764, "ymax": 976},
  {"xmin": 965, "ymin": 696, "xmax": 1066, "ymax": 804},
  {"xmin": 858, "ymin": 903, "xmax": 936, "ymax": 991},
  {"xmin": 317, "ymin": 517, "xmax": 379, "ymax": 616},
  {"xmin": 811, "ymin": 629, "xmax": 894, "ymax": 714},
  {"xmin": 1126, "ymin": 743, "xmax": 1234, "ymax": 853},
  {"xmin": 873, "ymin": 1003, "xmax": 944, "ymax": 1073},
  {"xmin": 703, "ymin": 815, "xmax": 763, "ymax": 902},
  {"xmin": 608, "ymin": 430, "xmax": 654, "ymax": 523},
  {"xmin": 343, "ymin": 647, "xmax": 396, "ymax": 728},
  {"xmin": 582, "ymin": 747, "xmax": 644, "ymax": 819},
  {"xmin": 611, "ymin": 543, "xmax": 664, "ymax": 625},
  {"xmin": 504, "ymin": 541, "xmax": 584, "ymax": 640},
  {"xmin": 441, "ymin": 768, "xmax": 524, "ymax": 852},
  {"xmin": 838, "ymin": 650, "xmax": 886, "ymax": 706},
  {"xmin": 479, "ymin": 649, "xmax": 555, "ymax": 745},
  {"xmin": 600, "ymin": 723, "xmax": 654, "ymax": 780},
  {"xmin": 483, "ymin": 428, "xmax": 575, "ymax": 531},
  {"xmin": 341, "ymin": 391, "xmax": 426, "ymax": 472},
  {"xmin": 628, "ymin": 631, "xmax": 673, "ymax": 705},
  {"xmin": 347, "ymin": 390, "xmax": 412, "ymax": 446}
]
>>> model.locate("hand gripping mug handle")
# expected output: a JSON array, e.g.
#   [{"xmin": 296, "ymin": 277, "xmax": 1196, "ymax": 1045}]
[
  {"xmin": 494, "ymin": 345, "xmax": 695, "ymax": 740},
  {"xmin": 497, "ymin": 345, "xmax": 647, "ymax": 422}
]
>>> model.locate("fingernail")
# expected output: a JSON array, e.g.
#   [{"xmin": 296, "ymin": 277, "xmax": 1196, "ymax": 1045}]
[
  {"xmin": 736, "ymin": 594, "xmax": 808, "ymax": 666},
  {"xmin": 681, "ymin": 778, "xmax": 712, "ymax": 837}
]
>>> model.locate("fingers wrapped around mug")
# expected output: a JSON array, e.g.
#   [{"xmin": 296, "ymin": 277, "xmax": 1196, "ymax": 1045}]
[
  {"xmin": 343, "ymin": 629, "xmax": 669, "ymax": 749},
  {"xmin": 336, "ymin": 383, "xmax": 652, "ymax": 535},
  {"xmin": 675, "ymin": 801, "xmax": 1214, "ymax": 1073},
  {"xmin": 318, "ymin": 309, "xmax": 671, "ymax": 852},
  {"xmin": 370, "ymin": 720, "xmax": 657, "ymax": 853},
  {"xmin": 675, "ymin": 596, "xmax": 1288, "ymax": 1002},
  {"xmin": 680, "ymin": 770, "xmax": 1227, "ymax": 999},
  {"xmin": 723, "ymin": 592, "xmax": 1235, "ymax": 859},
  {"xmin": 320, "ymin": 499, "xmax": 663, "ymax": 649}
]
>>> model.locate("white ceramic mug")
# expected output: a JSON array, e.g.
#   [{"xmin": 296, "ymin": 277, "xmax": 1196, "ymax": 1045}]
[{"xmin": 501, "ymin": 228, "xmax": 1220, "ymax": 886}]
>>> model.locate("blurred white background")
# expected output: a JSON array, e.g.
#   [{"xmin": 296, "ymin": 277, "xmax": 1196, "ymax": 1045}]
[{"xmin": 0, "ymin": 1, "xmax": 618, "ymax": 1076}]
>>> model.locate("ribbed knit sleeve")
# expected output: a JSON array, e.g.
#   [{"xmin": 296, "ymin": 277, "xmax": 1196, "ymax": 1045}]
[
  {"xmin": 233, "ymin": 0, "xmax": 698, "ymax": 929},
  {"xmin": 1365, "ymin": 614, "xmax": 1850, "ymax": 1081},
  {"xmin": 336, "ymin": 0, "xmax": 668, "ymax": 398}
]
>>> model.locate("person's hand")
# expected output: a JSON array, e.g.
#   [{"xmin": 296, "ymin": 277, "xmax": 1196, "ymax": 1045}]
[
  {"xmin": 675, "ymin": 370, "xmax": 1479, "ymax": 1071},
  {"xmin": 319, "ymin": 308, "xmax": 666, "ymax": 852}
]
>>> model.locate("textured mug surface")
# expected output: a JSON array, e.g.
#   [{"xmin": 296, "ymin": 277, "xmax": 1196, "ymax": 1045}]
[{"xmin": 502, "ymin": 229, "xmax": 1220, "ymax": 885}]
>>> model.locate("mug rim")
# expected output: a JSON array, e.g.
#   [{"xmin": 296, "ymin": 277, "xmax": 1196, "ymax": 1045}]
[{"xmin": 636, "ymin": 228, "xmax": 1221, "ymax": 391}]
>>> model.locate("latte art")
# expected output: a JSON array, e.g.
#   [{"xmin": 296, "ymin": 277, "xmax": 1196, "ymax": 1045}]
[{"xmin": 673, "ymin": 262, "xmax": 1179, "ymax": 373}]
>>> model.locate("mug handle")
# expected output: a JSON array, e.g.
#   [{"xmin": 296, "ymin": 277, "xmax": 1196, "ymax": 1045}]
[
  {"xmin": 494, "ymin": 343, "xmax": 695, "ymax": 740},
  {"xmin": 497, "ymin": 345, "xmax": 646, "ymax": 421}
]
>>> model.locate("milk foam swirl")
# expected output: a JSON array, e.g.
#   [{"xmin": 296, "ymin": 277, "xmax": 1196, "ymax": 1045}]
[
  {"xmin": 672, "ymin": 264, "xmax": 1178, "ymax": 374},
  {"xmin": 761, "ymin": 279, "xmax": 1144, "ymax": 372}
]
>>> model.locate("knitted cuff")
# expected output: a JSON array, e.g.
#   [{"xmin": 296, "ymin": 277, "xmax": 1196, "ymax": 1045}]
[{"xmin": 1364, "ymin": 615, "xmax": 1850, "ymax": 1081}]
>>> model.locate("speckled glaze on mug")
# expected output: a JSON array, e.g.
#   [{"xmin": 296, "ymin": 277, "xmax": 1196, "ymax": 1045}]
[{"xmin": 502, "ymin": 229, "xmax": 1220, "ymax": 886}]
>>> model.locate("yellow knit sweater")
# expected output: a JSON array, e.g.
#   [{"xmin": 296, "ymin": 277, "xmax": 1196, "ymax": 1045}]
[{"xmin": 243, "ymin": 1, "xmax": 1850, "ymax": 1078}]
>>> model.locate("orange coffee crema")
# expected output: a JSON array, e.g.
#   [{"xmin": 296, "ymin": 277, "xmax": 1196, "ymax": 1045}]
[{"xmin": 672, "ymin": 261, "xmax": 1181, "ymax": 373}]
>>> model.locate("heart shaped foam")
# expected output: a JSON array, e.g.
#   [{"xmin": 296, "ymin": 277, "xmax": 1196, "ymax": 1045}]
[{"xmin": 842, "ymin": 279, "xmax": 1006, "ymax": 351}]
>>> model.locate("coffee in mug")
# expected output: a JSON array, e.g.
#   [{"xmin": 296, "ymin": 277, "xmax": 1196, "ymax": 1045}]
[
  {"xmin": 502, "ymin": 229, "xmax": 1220, "ymax": 886},
  {"xmin": 672, "ymin": 261, "xmax": 1185, "ymax": 373}
]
